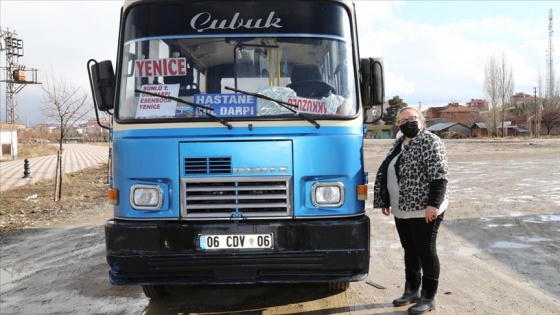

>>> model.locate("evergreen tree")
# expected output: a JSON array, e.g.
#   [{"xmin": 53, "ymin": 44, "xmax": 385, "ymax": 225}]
[{"xmin": 382, "ymin": 95, "xmax": 408, "ymax": 125}]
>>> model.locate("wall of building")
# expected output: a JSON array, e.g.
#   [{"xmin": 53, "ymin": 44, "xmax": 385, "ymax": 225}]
[{"xmin": 0, "ymin": 130, "xmax": 18, "ymax": 160}]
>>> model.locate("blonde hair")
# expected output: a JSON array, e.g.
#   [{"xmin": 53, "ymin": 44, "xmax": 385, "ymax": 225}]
[{"xmin": 396, "ymin": 107, "xmax": 425, "ymax": 126}]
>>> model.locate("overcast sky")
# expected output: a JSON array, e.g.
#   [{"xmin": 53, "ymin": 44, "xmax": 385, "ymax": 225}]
[{"xmin": 1, "ymin": 0, "xmax": 559, "ymax": 126}]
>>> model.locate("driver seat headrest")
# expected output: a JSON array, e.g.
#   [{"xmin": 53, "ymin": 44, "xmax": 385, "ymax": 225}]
[{"xmin": 290, "ymin": 64, "xmax": 322, "ymax": 83}]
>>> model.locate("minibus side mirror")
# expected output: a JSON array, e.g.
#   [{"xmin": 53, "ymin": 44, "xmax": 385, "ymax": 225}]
[
  {"xmin": 360, "ymin": 57, "xmax": 385, "ymax": 109},
  {"xmin": 88, "ymin": 59, "xmax": 116, "ymax": 111}
]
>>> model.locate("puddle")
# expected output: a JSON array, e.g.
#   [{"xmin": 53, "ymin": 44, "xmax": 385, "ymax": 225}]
[
  {"xmin": 492, "ymin": 242, "xmax": 530, "ymax": 249},
  {"xmin": 499, "ymin": 196, "xmax": 535, "ymax": 203},
  {"xmin": 486, "ymin": 224, "xmax": 516, "ymax": 228},
  {"xmin": 0, "ymin": 267, "xmax": 28, "ymax": 286},
  {"xmin": 517, "ymin": 237, "xmax": 551, "ymax": 243},
  {"xmin": 540, "ymin": 214, "xmax": 560, "ymax": 221},
  {"xmin": 79, "ymin": 233, "xmax": 99, "ymax": 238},
  {"xmin": 525, "ymin": 214, "xmax": 560, "ymax": 223},
  {"xmin": 455, "ymin": 247, "xmax": 480, "ymax": 256}
]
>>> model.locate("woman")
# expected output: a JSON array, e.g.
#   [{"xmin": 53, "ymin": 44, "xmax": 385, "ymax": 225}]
[{"xmin": 373, "ymin": 107, "xmax": 449, "ymax": 315}]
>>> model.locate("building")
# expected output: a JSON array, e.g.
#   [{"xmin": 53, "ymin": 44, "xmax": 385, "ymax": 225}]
[
  {"xmin": 510, "ymin": 92, "xmax": 535, "ymax": 107},
  {"xmin": 471, "ymin": 122, "xmax": 488, "ymax": 137},
  {"xmin": 0, "ymin": 124, "xmax": 26, "ymax": 160},
  {"xmin": 439, "ymin": 103, "xmax": 479, "ymax": 125},
  {"xmin": 470, "ymin": 121, "xmax": 528, "ymax": 137},
  {"xmin": 427, "ymin": 122, "xmax": 471, "ymax": 138},
  {"xmin": 426, "ymin": 102, "xmax": 480, "ymax": 127},
  {"xmin": 421, "ymin": 91, "xmax": 550, "ymax": 138},
  {"xmin": 509, "ymin": 114, "xmax": 560, "ymax": 136},
  {"xmin": 466, "ymin": 99, "xmax": 487, "ymax": 111},
  {"xmin": 79, "ymin": 117, "xmax": 110, "ymax": 135},
  {"xmin": 31, "ymin": 124, "xmax": 58, "ymax": 133}
]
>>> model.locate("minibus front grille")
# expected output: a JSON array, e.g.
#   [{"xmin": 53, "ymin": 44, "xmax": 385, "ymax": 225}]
[
  {"xmin": 180, "ymin": 176, "xmax": 292, "ymax": 219},
  {"xmin": 184, "ymin": 157, "xmax": 232, "ymax": 175}
]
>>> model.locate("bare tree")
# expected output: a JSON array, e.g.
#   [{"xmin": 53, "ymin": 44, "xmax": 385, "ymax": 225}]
[
  {"xmin": 41, "ymin": 71, "xmax": 92, "ymax": 201},
  {"xmin": 95, "ymin": 111, "xmax": 112, "ymax": 142},
  {"xmin": 533, "ymin": 74, "xmax": 544, "ymax": 138},
  {"xmin": 497, "ymin": 53, "xmax": 514, "ymax": 137},
  {"xmin": 484, "ymin": 53, "xmax": 515, "ymax": 137},
  {"xmin": 42, "ymin": 72, "xmax": 92, "ymax": 150},
  {"xmin": 484, "ymin": 55, "xmax": 500, "ymax": 137},
  {"xmin": 541, "ymin": 79, "xmax": 560, "ymax": 135}
]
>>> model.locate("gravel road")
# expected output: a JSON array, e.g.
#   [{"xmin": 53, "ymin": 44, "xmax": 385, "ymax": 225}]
[{"xmin": 1, "ymin": 139, "xmax": 559, "ymax": 314}]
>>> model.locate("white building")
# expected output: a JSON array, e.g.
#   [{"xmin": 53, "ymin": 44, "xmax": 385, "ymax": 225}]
[{"xmin": 0, "ymin": 124, "xmax": 26, "ymax": 160}]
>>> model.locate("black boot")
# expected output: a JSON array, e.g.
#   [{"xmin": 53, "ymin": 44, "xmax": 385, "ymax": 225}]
[
  {"xmin": 393, "ymin": 270, "xmax": 421, "ymax": 306},
  {"xmin": 408, "ymin": 277, "xmax": 438, "ymax": 314}
]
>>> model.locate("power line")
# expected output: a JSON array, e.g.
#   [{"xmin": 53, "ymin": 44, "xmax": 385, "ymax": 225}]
[{"xmin": 0, "ymin": 28, "xmax": 41, "ymax": 125}]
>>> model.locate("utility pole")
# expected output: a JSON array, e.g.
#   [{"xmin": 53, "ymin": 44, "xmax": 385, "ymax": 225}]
[
  {"xmin": 547, "ymin": 9, "xmax": 554, "ymax": 99},
  {"xmin": 0, "ymin": 28, "xmax": 41, "ymax": 125},
  {"xmin": 533, "ymin": 87, "xmax": 538, "ymax": 138}
]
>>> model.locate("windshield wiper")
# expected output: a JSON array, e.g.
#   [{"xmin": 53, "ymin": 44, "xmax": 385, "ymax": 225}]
[
  {"xmin": 224, "ymin": 86, "xmax": 320, "ymax": 129},
  {"xmin": 134, "ymin": 89, "xmax": 233, "ymax": 130}
]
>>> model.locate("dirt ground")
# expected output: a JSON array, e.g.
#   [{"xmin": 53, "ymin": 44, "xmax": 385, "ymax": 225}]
[
  {"xmin": 0, "ymin": 164, "xmax": 110, "ymax": 231},
  {"xmin": 363, "ymin": 138, "xmax": 560, "ymax": 315},
  {"xmin": 1, "ymin": 138, "xmax": 559, "ymax": 314}
]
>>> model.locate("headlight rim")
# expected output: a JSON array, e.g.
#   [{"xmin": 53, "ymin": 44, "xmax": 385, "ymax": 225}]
[
  {"xmin": 130, "ymin": 184, "xmax": 163, "ymax": 210},
  {"xmin": 311, "ymin": 182, "xmax": 345, "ymax": 208}
]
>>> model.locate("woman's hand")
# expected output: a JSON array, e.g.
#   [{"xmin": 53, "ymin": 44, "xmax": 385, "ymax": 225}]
[
  {"xmin": 425, "ymin": 206, "xmax": 439, "ymax": 223},
  {"xmin": 382, "ymin": 207, "xmax": 391, "ymax": 216}
]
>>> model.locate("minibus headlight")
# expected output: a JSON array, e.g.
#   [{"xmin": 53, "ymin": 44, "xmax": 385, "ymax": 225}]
[
  {"xmin": 130, "ymin": 185, "xmax": 163, "ymax": 210},
  {"xmin": 312, "ymin": 182, "xmax": 344, "ymax": 207}
]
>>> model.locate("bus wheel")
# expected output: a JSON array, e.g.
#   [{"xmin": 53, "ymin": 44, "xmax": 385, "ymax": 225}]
[
  {"xmin": 142, "ymin": 285, "xmax": 170, "ymax": 299},
  {"xmin": 328, "ymin": 282, "xmax": 349, "ymax": 291}
]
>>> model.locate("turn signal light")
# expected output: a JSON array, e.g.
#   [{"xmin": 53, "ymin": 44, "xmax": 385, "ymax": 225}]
[
  {"xmin": 108, "ymin": 188, "xmax": 119, "ymax": 205},
  {"xmin": 357, "ymin": 185, "xmax": 368, "ymax": 200}
]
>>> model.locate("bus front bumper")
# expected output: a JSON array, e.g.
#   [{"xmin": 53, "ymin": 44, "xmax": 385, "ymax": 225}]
[{"xmin": 105, "ymin": 216, "xmax": 370, "ymax": 285}]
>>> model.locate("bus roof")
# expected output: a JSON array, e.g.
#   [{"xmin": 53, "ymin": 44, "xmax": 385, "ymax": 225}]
[{"xmin": 122, "ymin": 0, "xmax": 354, "ymax": 10}]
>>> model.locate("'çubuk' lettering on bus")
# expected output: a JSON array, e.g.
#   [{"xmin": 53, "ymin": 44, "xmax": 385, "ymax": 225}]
[{"xmin": 191, "ymin": 11, "xmax": 283, "ymax": 33}]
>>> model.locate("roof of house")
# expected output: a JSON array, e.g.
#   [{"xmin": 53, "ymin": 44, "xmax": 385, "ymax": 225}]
[
  {"xmin": 514, "ymin": 126, "xmax": 528, "ymax": 133},
  {"xmin": 515, "ymin": 97, "xmax": 535, "ymax": 102},
  {"xmin": 439, "ymin": 105, "xmax": 478, "ymax": 113},
  {"xmin": 470, "ymin": 122, "xmax": 517, "ymax": 129},
  {"xmin": 508, "ymin": 114, "xmax": 530, "ymax": 124},
  {"xmin": 0, "ymin": 124, "xmax": 26, "ymax": 130},
  {"xmin": 31, "ymin": 124, "xmax": 57, "ymax": 130},
  {"xmin": 512, "ymin": 92, "xmax": 532, "ymax": 98},
  {"xmin": 427, "ymin": 122, "xmax": 469, "ymax": 132},
  {"xmin": 499, "ymin": 121, "xmax": 513, "ymax": 128}
]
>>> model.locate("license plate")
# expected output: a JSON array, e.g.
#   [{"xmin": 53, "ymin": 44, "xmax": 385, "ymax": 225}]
[{"xmin": 198, "ymin": 234, "xmax": 273, "ymax": 250}]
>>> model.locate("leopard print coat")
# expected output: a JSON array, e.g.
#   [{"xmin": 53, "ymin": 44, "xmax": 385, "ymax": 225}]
[{"xmin": 373, "ymin": 129, "xmax": 449, "ymax": 213}]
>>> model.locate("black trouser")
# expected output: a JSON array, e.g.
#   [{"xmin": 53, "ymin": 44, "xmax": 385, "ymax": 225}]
[{"xmin": 394, "ymin": 213, "xmax": 444, "ymax": 280}]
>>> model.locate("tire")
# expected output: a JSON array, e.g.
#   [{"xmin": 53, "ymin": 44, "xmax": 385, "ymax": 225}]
[
  {"xmin": 142, "ymin": 285, "xmax": 170, "ymax": 299},
  {"xmin": 328, "ymin": 282, "xmax": 350, "ymax": 291}
]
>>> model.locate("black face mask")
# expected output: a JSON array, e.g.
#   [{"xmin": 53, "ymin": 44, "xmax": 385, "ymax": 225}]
[{"xmin": 399, "ymin": 121, "xmax": 420, "ymax": 138}]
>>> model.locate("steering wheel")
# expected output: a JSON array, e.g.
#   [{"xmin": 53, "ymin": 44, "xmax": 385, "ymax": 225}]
[{"xmin": 287, "ymin": 80, "xmax": 337, "ymax": 98}]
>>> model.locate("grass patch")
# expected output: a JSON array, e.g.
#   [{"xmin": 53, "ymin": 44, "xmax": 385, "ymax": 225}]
[
  {"xmin": 0, "ymin": 164, "xmax": 110, "ymax": 231},
  {"xmin": 2, "ymin": 143, "xmax": 60, "ymax": 161}
]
